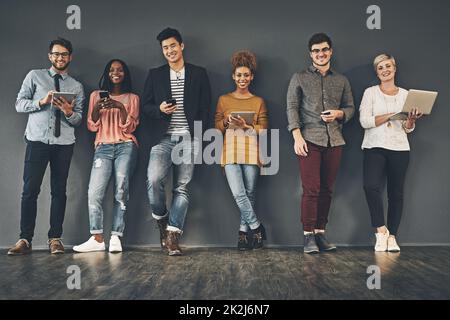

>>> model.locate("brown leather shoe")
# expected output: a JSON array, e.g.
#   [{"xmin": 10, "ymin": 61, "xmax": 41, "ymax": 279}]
[
  {"xmin": 7, "ymin": 239, "xmax": 32, "ymax": 255},
  {"xmin": 165, "ymin": 230, "xmax": 182, "ymax": 256},
  {"xmin": 48, "ymin": 238, "xmax": 64, "ymax": 254},
  {"xmin": 156, "ymin": 216, "xmax": 169, "ymax": 248}
]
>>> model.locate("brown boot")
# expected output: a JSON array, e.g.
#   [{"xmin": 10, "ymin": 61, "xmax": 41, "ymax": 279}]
[
  {"xmin": 7, "ymin": 239, "xmax": 32, "ymax": 255},
  {"xmin": 48, "ymin": 238, "xmax": 64, "ymax": 254},
  {"xmin": 156, "ymin": 216, "xmax": 169, "ymax": 248},
  {"xmin": 165, "ymin": 230, "xmax": 182, "ymax": 256}
]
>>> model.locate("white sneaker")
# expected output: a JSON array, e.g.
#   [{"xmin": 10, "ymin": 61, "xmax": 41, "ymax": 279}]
[
  {"xmin": 387, "ymin": 236, "xmax": 400, "ymax": 252},
  {"xmin": 73, "ymin": 236, "xmax": 105, "ymax": 253},
  {"xmin": 109, "ymin": 235, "xmax": 122, "ymax": 253},
  {"xmin": 374, "ymin": 231, "xmax": 389, "ymax": 252}
]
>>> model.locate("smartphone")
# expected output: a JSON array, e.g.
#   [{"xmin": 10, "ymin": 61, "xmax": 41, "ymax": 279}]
[
  {"xmin": 99, "ymin": 91, "xmax": 110, "ymax": 99},
  {"xmin": 166, "ymin": 98, "xmax": 177, "ymax": 106},
  {"xmin": 321, "ymin": 111, "xmax": 331, "ymax": 115}
]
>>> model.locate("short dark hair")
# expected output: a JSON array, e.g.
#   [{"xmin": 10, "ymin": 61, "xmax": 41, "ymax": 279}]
[
  {"xmin": 98, "ymin": 59, "xmax": 133, "ymax": 94},
  {"xmin": 156, "ymin": 27, "xmax": 183, "ymax": 45},
  {"xmin": 49, "ymin": 37, "xmax": 73, "ymax": 54},
  {"xmin": 308, "ymin": 33, "xmax": 332, "ymax": 51}
]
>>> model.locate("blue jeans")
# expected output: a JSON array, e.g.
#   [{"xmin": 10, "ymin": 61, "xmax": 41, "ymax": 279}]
[
  {"xmin": 88, "ymin": 141, "xmax": 137, "ymax": 237},
  {"xmin": 147, "ymin": 135, "xmax": 199, "ymax": 231},
  {"xmin": 224, "ymin": 164, "xmax": 260, "ymax": 232}
]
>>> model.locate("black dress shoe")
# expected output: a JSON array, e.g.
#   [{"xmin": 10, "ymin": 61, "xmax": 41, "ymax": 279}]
[
  {"xmin": 237, "ymin": 231, "xmax": 252, "ymax": 251},
  {"xmin": 303, "ymin": 233, "xmax": 319, "ymax": 254},
  {"xmin": 314, "ymin": 233, "xmax": 337, "ymax": 251},
  {"xmin": 251, "ymin": 224, "xmax": 267, "ymax": 250}
]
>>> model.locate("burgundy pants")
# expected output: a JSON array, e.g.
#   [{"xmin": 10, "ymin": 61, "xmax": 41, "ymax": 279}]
[{"xmin": 299, "ymin": 141, "xmax": 343, "ymax": 232}]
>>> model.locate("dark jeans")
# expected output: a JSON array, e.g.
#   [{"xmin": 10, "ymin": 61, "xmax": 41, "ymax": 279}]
[
  {"xmin": 20, "ymin": 140, "xmax": 74, "ymax": 242},
  {"xmin": 299, "ymin": 141, "xmax": 343, "ymax": 232},
  {"xmin": 363, "ymin": 148, "xmax": 409, "ymax": 235}
]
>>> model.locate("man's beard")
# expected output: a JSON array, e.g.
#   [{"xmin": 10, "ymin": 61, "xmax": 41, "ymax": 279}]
[{"xmin": 52, "ymin": 61, "xmax": 70, "ymax": 71}]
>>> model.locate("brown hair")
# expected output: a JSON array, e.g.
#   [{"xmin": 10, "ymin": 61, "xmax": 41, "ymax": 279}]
[{"xmin": 231, "ymin": 50, "xmax": 257, "ymax": 74}]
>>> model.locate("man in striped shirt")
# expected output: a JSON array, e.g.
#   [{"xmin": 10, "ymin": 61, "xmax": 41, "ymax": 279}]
[{"xmin": 142, "ymin": 27, "xmax": 211, "ymax": 256}]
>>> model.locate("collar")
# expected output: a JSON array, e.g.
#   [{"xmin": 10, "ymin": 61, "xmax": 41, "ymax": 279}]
[
  {"xmin": 170, "ymin": 66, "xmax": 185, "ymax": 77},
  {"xmin": 48, "ymin": 68, "xmax": 68, "ymax": 80},
  {"xmin": 308, "ymin": 64, "xmax": 334, "ymax": 75}
]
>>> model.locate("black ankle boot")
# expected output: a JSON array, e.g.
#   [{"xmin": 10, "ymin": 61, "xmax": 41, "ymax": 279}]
[
  {"xmin": 237, "ymin": 231, "xmax": 252, "ymax": 251},
  {"xmin": 251, "ymin": 224, "xmax": 267, "ymax": 250}
]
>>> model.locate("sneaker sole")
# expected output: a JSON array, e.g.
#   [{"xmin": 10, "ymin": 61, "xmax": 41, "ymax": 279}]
[
  {"xmin": 304, "ymin": 249, "xmax": 320, "ymax": 254},
  {"xmin": 73, "ymin": 248, "xmax": 105, "ymax": 253},
  {"xmin": 168, "ymin": 251, "xmax": 182, "ymax": 256},
  {"xmin": 51, "ymin": 250, "xmax": 65, "ymax": 254},
  {"xmin": 321, "ymin": 247, "xmax": 337, "ymax": 252}
]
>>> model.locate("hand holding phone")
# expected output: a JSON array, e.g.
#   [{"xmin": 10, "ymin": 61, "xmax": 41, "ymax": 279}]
[
  {"xmin": 99, "ymin": 91, "xmax": 110, "ymax": 99},
  {"xmin": 166, "ymin": 98, "xmax": 177, "ymax": 106}
]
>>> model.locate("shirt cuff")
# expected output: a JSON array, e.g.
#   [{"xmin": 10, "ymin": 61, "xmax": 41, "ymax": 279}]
[
  {"xmin": 88, "ymin": 118, "xmax": 101, "ymax": 128},
  {"xmin": 119, "ymin": 115, "xmax": 134, "ymax": 129},
  {"xmin": 65, "ymin": 112, "xmax": 77, "ymax": 121},
  {"xmin": 33, "ymin": 99, "xmax": 42, "ymax": 111},
  {"xmin": 287, "ymin": 123, "xmax": 301, "ymax": 132}
]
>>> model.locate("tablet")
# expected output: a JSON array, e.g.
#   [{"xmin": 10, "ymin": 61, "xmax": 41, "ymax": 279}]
[
  {"xmin": 230, "ymin": 111, "xmax": 255, "ymax": 125},
  {"xmin": 52, "ymin": 92, "xmax": 77, "ymax": 105},
  {"xmin": 390, "ymin": 89, "xmax": 438, "ymax": 120}
]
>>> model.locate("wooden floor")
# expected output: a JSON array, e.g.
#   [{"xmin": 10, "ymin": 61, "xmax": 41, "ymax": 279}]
[{"xmin": 1, "ymin": 246, "xmax": 449, "ymax": 300}]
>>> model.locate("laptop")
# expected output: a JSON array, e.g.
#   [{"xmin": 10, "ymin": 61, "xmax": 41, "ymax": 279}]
[{"xmin": 390, "ymin": 89, "xmax": 438, "ymax": 120}]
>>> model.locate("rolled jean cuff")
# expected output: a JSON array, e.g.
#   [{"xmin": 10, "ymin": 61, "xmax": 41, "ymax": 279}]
[
  {"xmin": 249, "ymin": 221, "xmax": 261, "ymax": 230},
  {"xmin": 167, "ymin": 225, "xmax": 183, "ymax": 234},
  {"xmin": 90, "ymin": 229, "xmax": 103, "ymax": 235},
  {"xmin": 239, "ymin": 225, "xmax": 249, "ymax": 232},
  {"xmin": 111, "ymin": 231, "xmax": 123, "ymax": 237},
  {"xmin": 152, "ymin": 212, "xmax": 169, "ymax": 220}
]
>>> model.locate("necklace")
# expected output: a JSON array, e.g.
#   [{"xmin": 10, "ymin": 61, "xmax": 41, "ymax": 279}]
[{"xmin": 381, "ymin": 90, "xmax": 397, "ymax": 128}]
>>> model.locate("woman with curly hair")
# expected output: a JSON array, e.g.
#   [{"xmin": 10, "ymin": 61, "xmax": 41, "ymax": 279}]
[{"xmin": 215, "ymin": 50, "xmax": 269, "ymax": 250}]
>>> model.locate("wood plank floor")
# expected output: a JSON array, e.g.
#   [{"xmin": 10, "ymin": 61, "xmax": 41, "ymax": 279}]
[{"xmin": 1, "ymin": 247, "xmax": 449, "ymax": 300}]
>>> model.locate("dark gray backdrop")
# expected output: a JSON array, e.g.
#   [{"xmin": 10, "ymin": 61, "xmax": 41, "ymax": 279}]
[{"xmin": 1, "ymin": 0, "xmax": 449, "ymax": 248}]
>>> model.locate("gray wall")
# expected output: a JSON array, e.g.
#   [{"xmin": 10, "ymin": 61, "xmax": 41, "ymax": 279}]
[{"xmin": 1, "ymin": 0, "xmax": 449, "ymax": 247}]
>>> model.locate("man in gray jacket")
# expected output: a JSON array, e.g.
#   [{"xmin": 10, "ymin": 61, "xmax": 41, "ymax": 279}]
[{"xmin": 286, "ymin": 33, "xmax": 354, "ymax": 254}]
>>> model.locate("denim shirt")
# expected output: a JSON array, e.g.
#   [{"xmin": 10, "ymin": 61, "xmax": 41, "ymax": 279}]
[
  {"xmin": 286, "ymin": 65, "xmax": 355, "ymax": 147},
  {"xmin": 15, "ymin": 68, "xmax": 85, "ymax": 145}
]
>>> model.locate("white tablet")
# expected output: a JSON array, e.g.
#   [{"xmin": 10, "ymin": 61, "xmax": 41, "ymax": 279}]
[{"xmin": 390, "ymin": 89, "xmax": 438, "ymax": 120}]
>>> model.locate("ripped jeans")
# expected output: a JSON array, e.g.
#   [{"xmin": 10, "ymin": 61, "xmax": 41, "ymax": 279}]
[{"xmin": 88, "ymin": 141, "xmax": 137, "ymax": 236}]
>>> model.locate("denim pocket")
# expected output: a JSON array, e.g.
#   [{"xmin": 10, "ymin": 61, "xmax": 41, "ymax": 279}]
[{"xmin": 24, "ymin": 141, "xmax": 47, "ymax": 162}]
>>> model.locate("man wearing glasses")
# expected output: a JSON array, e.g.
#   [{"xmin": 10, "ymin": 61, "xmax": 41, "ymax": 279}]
[
  {"xmin": 286, "ymin": 33, "xmax": 354, "ymax": 254},
  {"xmin": 8, "ymin": 37, "xmax": 84, "ymax": 255},
  {"xmin": 142, "ymin": 28, "xmax": 211, "ymax": 256}
]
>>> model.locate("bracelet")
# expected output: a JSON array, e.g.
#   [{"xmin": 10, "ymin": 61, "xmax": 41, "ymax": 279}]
[{"xmin": 402, "ymin": 120, "xmax": 412, "ymax": 131}]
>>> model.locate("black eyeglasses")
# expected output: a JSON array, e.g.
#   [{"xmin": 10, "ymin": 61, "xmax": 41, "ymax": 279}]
[
  {"xmin": 50, "ymin": 52, "xmax": 70, "ymax": 58},
  {"xmin": 311, "ymin": 47, "xmax": 331, "ymax": 54}
]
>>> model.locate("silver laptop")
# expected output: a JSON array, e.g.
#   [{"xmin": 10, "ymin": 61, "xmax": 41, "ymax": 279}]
[{"xmin": 390, "ymin": 89, "xmax": 438, "ymax": 120}]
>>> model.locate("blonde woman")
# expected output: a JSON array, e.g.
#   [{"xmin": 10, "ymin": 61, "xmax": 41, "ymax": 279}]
[
  {"xmin": 215, "ymin": 51, "xmax": 269, "ymax": 250},
  {"xmin": 359, "ymin": 54, "xmax": 422, "ymax": 252}
]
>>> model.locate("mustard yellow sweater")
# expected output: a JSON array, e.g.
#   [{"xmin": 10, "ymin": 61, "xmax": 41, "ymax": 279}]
[{"xmin": 215, "ymin": 93, "xmax": 269, "ymax": 166}]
